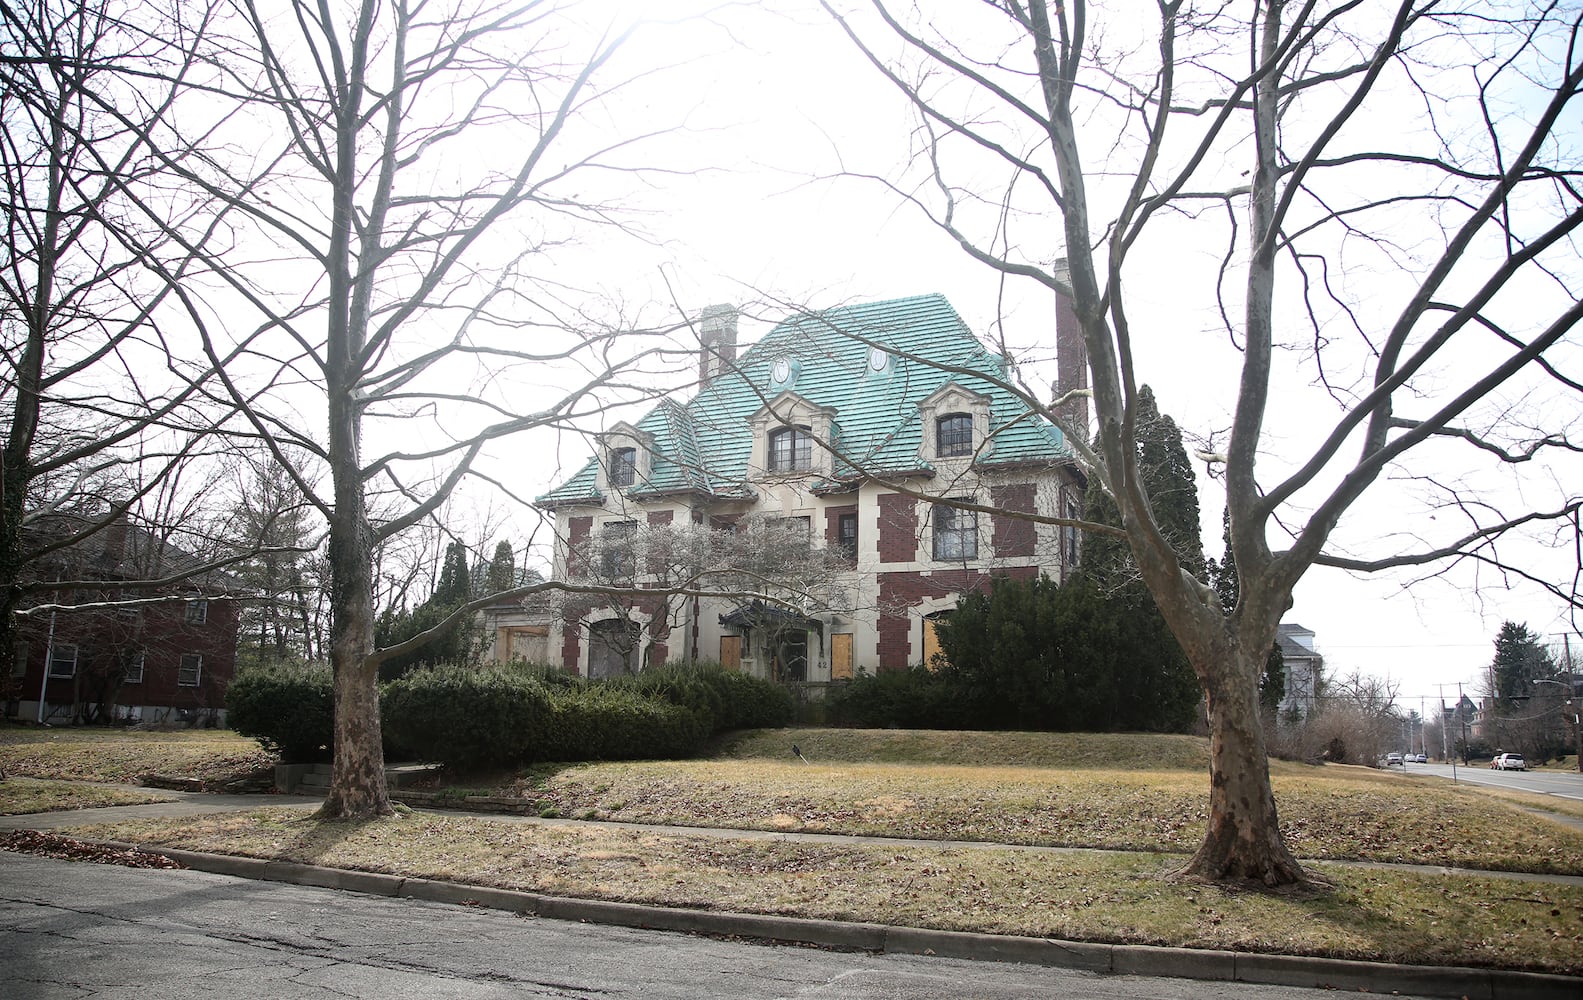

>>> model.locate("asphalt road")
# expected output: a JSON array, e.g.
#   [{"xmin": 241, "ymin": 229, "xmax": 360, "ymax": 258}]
[
  {"xmin": 1394, "ymin": 761, "xmax": 1583, "ymax": 804},
  {"xmin": 0, "ymin": 853, "xmax": 1449, "ymax": 1000}
]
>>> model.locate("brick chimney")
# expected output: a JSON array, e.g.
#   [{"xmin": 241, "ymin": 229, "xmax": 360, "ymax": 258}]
[
  {"xmin": 1052, "ymin": 258, "xmax": 1090, "ymax": 437},
  {"xmin": 698, "ymin": 304, "xmax": 737, "ymax": 388}
]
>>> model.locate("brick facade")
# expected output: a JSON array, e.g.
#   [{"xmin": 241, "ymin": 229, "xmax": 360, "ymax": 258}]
[
  {"xmin": 877, "ymin": 492, "xmax": 918, "ymax": 563},
  {"xmin": 990, "ymin": 482, "xmax": 1037, "ymax": 557}
]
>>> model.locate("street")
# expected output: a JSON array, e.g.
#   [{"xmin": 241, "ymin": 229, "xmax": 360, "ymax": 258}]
[
  {"xmin": 1397, "ymin": 761, "xmax": 1583, "ymax": 803},
  {"xmin": 0, "ymin": 852, "xmax": 1447, "ymax": 1000}
]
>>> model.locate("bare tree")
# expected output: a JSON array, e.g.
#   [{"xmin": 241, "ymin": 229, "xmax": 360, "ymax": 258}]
[
  {"xmin": 824, "ymin": 1, "xmax": 1582, "ymax": 884},
  {"xmin": 1, "ymin": 0, "xmax": 240, "ymax": 675},
  {"xmin": 168, "ymin": 1, "xmax": 698, "ymax": 817}
]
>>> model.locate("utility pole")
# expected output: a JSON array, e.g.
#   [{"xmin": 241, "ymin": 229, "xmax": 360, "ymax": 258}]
[{"xmin": 1566, "ymin": 635, "xmax": 1581, "ymax": 773}]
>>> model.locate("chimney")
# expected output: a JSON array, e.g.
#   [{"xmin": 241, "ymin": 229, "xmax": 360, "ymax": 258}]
[
  {"xmin": 1052, "ymin": 258, "xmax": 1090, "ymax": 437},
  {"xmin": 698, "ymin": 304, "xmax": 737, "ymax": 388}
]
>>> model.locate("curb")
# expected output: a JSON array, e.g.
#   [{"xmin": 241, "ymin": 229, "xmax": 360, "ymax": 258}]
[{"xmin": 78, "ymin": 839, "xmax": 1582, "ymax": 1000}]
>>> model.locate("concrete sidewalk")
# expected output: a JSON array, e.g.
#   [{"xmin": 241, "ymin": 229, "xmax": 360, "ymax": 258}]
[{"xmin": 3, "ymin": 782, "xmax": 1580, "ymax": 999}]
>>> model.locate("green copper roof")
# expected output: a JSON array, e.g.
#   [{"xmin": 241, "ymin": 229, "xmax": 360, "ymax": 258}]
[{"xmin": 537, "ymin": 294, "xmax": 1071, "ymax": 506}]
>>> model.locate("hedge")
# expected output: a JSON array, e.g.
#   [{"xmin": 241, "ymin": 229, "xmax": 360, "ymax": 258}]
[{"xmin": 381, "ymin": 665, "xmax": 554, "ymax": 770}]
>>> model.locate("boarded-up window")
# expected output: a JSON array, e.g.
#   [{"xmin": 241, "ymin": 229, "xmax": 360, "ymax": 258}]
[
  {"xmin": 922, "ymin": 616, "xmax": 949, "ymax": 671},
  {"xmin": 831, "ymin": 633, "xmax": 853, "ymax": 680},
  {"xmin": 719, "ymin": 635, "xmax": 742, "ymax": 672}
]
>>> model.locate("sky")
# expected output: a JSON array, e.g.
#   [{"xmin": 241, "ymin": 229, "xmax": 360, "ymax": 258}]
[{"xmin": 369, "ymin": 1, "xmax": 1579, "ymax": 709}]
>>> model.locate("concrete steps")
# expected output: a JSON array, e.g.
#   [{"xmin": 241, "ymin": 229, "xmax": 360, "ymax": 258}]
[{"xmin": 275, "ymin": 761, "xmax": 441, "ymax": 795}]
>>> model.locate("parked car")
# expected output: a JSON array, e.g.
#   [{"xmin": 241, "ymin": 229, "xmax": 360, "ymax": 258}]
[
  {"xmin": 1412, "ymin": 754, "xmax": 1427, "ymax": 763},
  {"xmin": 1386, "ymin": 752, "xmax": 1403, "ymax": 766},
  {"xmin": 1491, "ymin": 753, "xmax": 1527, "ymax": 771}
]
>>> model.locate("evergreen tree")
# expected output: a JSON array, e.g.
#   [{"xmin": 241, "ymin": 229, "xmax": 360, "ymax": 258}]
[
  {"xmin": 375, "ymin": 538, "xmax": 481, "ymax": 679},
  {"xmin": 487, "ymin": 540, "xmax": 515, "ymax": 593},
  {"xmin": 1491, "ymin": 621, "xmax": 1555, "ymax": 706},
  {"xmin": 1082, "ymin": 385, "xmax": 1205, "ymax": 585}
]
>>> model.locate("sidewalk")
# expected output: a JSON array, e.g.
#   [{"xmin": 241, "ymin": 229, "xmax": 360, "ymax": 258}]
[{"xmin": 3, "ymin": 781, "xmax": 1582, "ymax": 999}]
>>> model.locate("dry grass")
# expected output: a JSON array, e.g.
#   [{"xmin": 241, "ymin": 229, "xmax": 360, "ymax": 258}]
[
  {"xmin": 61, "ymin": 806, "xmax": 1583, "ymax": 975},
  {"xmin": 719, "ymin": 728, "xmax": 1211, "ymax": 770},
  {"xmin": 0, "ymin": 777, "xmax": 174, "ymax": 815},
  {"xmin": 0, "ymin": 727, "xmax": 274, "ymax": 785},
  {"xmin": 495, "ymin": 754, "xmax": 1583, "ymax": 875}
]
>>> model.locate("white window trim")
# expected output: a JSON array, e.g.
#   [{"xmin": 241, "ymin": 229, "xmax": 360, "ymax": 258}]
[
  {"xmin": 124, "ymin": 652, "xmax": 145, "ymax": 684},
  {"xmin": 177, "ymin": 653, "xmax": 202, "ymax": 687},
  {"xmin": 918, "ymin": 383, "xmax": 993, "ymax": 464},
  {"xmin": 931, "ymin": 500, "xmax": 980, "ymax": 562},
  {"xmin": 47, "ymin": 643, "xmax": 78, "ymax": 678},
  {"xmin": 594, "ymin": 423, "xmax": 654, "ymax": 493},
  {"xmin": 748, "ymin": 392, "xmax": 836, "ymax": 479},
  {"xmin": 186, "ymin": 599, "xmax": 208, "ymax": 625}
]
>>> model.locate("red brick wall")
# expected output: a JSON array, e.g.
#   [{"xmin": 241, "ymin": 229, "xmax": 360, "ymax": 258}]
[
  {"xmin": 876, "ymin": 566, "xmax": 1036, "ymax": 670},
  {"xmin": 824, "ymin": 504, "xmax": 857, "ymax": 561},
  {"xmin": 566, "ymin": 515, "xmax": 593, "ymax": 578},
  {"xmin": 647, "ymin": 510, "xmax": 673, "ymax": 527},
  {"xmin": 877, "ymin": 493, "xmax": 917, "ymax": 563},
  {"xmin": 991, "ymin": 482, "xmax": 1037, "ymax": 557}
]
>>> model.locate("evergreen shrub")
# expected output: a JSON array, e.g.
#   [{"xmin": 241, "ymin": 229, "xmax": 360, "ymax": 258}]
[
  {"xmin": 226, "ymin": 661, "xmax": 335, "ymax": 763},
  {"xmin": 545, "ymin": 686, "xmax": 709, "ymax": 761},
  {"xmin": 826, "ymin": 666, "xmax": 960, "ymax": 729},
  {"xmin": 381, "ymin": 665, "xmax": 552, "ymax": 769}
]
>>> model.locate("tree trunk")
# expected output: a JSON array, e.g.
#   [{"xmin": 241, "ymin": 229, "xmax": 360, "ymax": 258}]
[
  {"xmin": 1181, "ymin": 644, "xmax": 1306, "ymax": 886},
  {"xmin": 318, "ymin": 497, "xmax": 392, "ymax": 818}
]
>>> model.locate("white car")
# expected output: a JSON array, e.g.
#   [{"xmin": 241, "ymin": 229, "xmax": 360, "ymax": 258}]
[{"xmin": 1491, "ymin": 753, "xmax": 1527, "ymax": 771}]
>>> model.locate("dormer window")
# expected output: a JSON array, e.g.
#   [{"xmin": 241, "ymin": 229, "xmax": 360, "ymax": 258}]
[
  {"xmin": 768, "ymin": 426, "xmax": 813, "ymax": 472},
  {"xmin": 608, "ymin": 447, "xmax": 637, "ymax": 487},
  {"xmin": 918, "ymin": 383, "xmax": 993, "ymax": 464},
  {"xmin": 936, "ymin": 413, "xmax": 973, "ymax": 458}
]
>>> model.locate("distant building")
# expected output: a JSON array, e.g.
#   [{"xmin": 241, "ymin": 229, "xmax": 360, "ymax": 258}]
[
  {"xmin": 1276, "ymin": 623, "xmax": 1323, "ymax": 717},
  {"xmin": 6, "ymin": 516, "xmax": 240, "ymax": 726}
]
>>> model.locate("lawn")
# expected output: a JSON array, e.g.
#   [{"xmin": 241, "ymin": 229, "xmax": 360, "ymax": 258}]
[
  {"xmin": 59, "ymin": 806, "xmax": 1583, "ymax": 975},
  {"xmin": 0, "ymin": 726, "xmax": 275, "ymax": 785},
  {"xmin": 461, "ymin": 731, "xmax": 1583, "ymax": 875},
  {"xmin": 9, "ymin": 724, "xmax": 1583, "ymax": 975},
  {"xmin": 0, "ymin": 777, "xmax": 174, "ymax": 815}
]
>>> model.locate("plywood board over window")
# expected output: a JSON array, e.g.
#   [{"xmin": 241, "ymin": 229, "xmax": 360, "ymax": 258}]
[
  {"xmin": 922, "ymin": 617, "xmax": 950, "ymax": 671},
  {"xmin": 831, "ymin": 633, "xmax": 853, "ymax": 680},
  {"xmin": 719, "ymin": 635, "xmax": 742, "ymax": 671}
]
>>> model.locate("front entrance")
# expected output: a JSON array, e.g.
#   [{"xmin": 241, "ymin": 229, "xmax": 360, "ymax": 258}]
[
  {"xmin": 586, "ymin": 618, "xmax": 640, "ymax": 678},
  {"xmin": 772, "ymin": 630, "xmax": 807, "ymax": 683}
]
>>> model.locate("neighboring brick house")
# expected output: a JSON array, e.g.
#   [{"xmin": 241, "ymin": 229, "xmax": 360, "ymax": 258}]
[
  {"xmin": 536, "ymin": 294, "xmax": 1086, "ymax": 681},
  {"xmin": 6, "ymin": 516, "xmax": 241, "ymax": 725}
]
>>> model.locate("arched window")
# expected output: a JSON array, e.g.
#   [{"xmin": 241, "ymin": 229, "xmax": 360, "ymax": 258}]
[
  {"xmin": 936, "ymin": 413, "xmax": 973, "ymax": 457},
  {"xmin": 768, "ymin": 426, "xmax": 813, "ymax": 472},
  {"xmin": 608, "ymin": 446, "xmax": 637, "ymax": 487}
]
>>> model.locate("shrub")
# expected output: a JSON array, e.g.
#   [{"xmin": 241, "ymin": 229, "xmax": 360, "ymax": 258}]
[
  {"xmin": 826, "ymin": 667, "xmax": 961, "ymax": 729},
  {"xmin": 225, "ymin": 661, "xmax": 335, "ymax": 763},
  {"xmin": 601, "ymin": 661, "xmax": 794, "ymax": 733},
  {"xmin": 381, "ymin": 665, "xmax": 553, "ymax": 770},
  {"xmin": 544, "ymin": 686, "xmax": 709, "ymax": 761}
]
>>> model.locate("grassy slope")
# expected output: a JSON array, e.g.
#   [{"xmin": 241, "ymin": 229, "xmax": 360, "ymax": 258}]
[
  {"xmin": 0, "ymin": 777, "xmax": 174, "ymax": 815},
  {"xmin": 0, "ymin": 727, "xmax": 275, "ymax": 784}
]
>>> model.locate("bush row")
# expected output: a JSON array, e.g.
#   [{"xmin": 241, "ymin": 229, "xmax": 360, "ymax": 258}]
[{"xmin": 227, "ymin": 660, "xmax": 793, "ymax": 770}]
